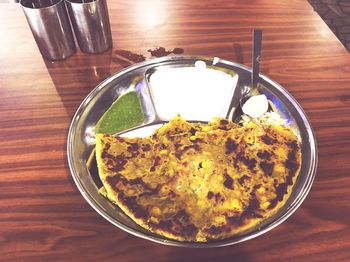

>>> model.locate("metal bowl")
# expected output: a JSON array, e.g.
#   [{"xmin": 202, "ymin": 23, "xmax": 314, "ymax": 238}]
[{"xmin": 67, "ymin": 56, "xmax": 317, "ymax": 247}]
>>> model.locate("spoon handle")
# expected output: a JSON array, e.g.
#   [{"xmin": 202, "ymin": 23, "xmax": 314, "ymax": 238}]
[{"xmin": 252, "ymin": 29, "xmax": 262, "ymax": 89}]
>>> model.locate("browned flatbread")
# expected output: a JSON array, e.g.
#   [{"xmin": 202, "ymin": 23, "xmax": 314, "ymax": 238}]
[{"xmin": 95, "ymin": 116, "xmax": 301, "ymax": 241}]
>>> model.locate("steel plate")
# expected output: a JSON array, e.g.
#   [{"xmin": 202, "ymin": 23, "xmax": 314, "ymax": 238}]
[{"xmin": 67, "ymin": 56, "xmax": 317, "ymax": 247}]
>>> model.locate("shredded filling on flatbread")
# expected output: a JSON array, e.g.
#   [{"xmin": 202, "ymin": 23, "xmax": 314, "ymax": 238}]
[{"xmin": 95, "ymin": 116, "xmax": 301, "ymax": 242}]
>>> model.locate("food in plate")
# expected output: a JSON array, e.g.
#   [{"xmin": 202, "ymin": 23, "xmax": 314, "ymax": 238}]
[
  {"xmin": 95, "ymin": 115, "xmax": 301, "ymax": 242},
  {"xmin": 148, "ymin": 63, "xmax": 238, "ymax": 121},
  {"xmin": 95, "ymin": 91, "xmax": 144, "ymax": 134}
]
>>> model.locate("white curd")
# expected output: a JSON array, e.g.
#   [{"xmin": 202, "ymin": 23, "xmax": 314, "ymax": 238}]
[{"xmin": 149, "ymin": 61, "xmax": 238, "ymax": 121}]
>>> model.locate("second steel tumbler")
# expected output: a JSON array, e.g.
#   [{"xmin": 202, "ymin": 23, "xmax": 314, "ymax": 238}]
[{"xmin": 65, "ymin": 0, "xmax": 113, "ymax": 54}]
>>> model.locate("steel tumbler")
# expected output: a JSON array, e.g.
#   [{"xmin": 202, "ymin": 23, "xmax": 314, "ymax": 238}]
[
  {"xmin": 20, "ymin": 0, "xmax": 76, "ymax": 60},
  {"xmin": 65, "ymin": 0, "xmax": 113, "ymax": 54}
]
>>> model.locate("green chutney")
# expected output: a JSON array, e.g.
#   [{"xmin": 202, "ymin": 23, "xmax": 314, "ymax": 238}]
[{"xmin": 95, "ymin": 91, "xmax": 144, "ymax": 134}]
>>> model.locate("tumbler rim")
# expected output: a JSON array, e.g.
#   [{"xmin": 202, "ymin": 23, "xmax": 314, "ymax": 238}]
[{"xmin": 20, "ymin": 0, "xmax": 63, "ymax": 10}]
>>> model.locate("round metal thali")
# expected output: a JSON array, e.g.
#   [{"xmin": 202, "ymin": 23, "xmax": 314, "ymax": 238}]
[{"xmin": 67, "ymin": 56, "xmax": 317, "ymax": 247}]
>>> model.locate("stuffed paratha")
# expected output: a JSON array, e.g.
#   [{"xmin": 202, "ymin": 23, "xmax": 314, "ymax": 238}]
[{"xmin": 95, "ymin": 116, "xmax": 301, "ymax": 241}]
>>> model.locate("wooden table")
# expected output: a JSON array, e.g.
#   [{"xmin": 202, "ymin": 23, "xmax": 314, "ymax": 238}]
[{"xmin": 1, "ymin": 1, "xmax": 350, "ymax": 261}]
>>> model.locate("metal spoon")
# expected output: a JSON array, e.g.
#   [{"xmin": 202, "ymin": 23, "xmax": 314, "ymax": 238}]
[
  {"xmin": 251, "ymin": 29, "xmax": 262, "ymax": 91},
  {"xmin": 230, "ymin": 29, "xmax": 263, "ymax": 121}
]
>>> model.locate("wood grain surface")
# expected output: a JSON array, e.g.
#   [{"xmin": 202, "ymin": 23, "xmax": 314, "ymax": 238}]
[{"xmin": 1, "ymin": 1, "xmax": 350, "ymax": 261}]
